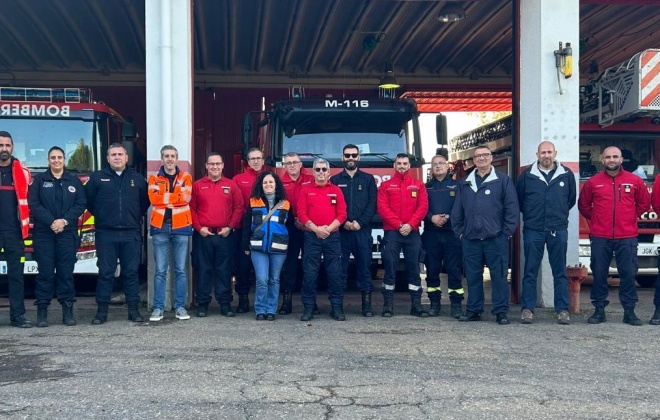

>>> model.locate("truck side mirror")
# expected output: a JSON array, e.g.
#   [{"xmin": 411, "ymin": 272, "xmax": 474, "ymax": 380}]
[{"xmin": 436, "ymin": 114, "xmax": 447, "ymax": 145}]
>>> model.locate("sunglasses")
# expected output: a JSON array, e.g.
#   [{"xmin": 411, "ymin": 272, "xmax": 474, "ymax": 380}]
[
  {"xmin": 343, "ymin": 153, "xmax": 359, "ymax": 158},
  {"xmin": 314, "ymin": 167, "xmax": 329, "ymax": 172}
]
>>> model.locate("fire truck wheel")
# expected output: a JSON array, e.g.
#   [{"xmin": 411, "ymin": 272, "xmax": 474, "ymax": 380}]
[{"xmin": 636, "ymin": 276, "xmax": 657, "ymax": 288}]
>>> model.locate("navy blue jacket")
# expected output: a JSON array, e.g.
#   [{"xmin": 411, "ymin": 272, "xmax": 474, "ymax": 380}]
[
  {"xmin": 28, "ymin": 170, "xmax": 86, "ymax": 233},
  {"xmin": 424, "ymin": 175, "xmax": 459, "ymax": 232},
  {"xmin": 330, "ymin": 169, "xmax": 377, "ymax": 229},
  {"xmin": 451, "ymin": 169, "xmax": 519, "ymax": 240},
  {"xmin": 85, "ymin": 166, "xmax": 149, "ymax": 230},
  {"xmin": 516, "ymin": 161, "xmax": 576, "ymax": 232}
]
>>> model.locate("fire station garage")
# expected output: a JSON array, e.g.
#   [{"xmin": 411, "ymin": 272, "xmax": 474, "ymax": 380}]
[{"xmin": 1, "ymin": 0, "xmax": 660, "ymax": 303}]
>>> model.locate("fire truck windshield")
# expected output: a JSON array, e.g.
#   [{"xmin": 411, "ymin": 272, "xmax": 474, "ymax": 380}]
[
  {"xmin": 282, "ymin": 132, "xmax": 406, "ymax": 161},
  {"xmin": 1, "ymin": 118, "xmax": 96, "ymax": 173}
]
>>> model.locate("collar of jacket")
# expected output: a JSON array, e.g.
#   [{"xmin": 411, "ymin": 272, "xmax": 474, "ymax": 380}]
[
  {"xmin": 529, "ymin": 160, "xmax": 566, "ymax": 184},
  {"xmin": 393, "ymin": 170, "xmax": 410, "ymax": 181},
  {"xmin": 465, "ymin": 168, "xmax": 498, "ymax": 192},
  {"xmin": 158, "ymin": 165, "xmax": 180, "ymax": 178}
]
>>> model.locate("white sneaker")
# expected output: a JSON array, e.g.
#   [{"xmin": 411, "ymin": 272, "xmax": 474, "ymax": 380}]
[
  {"xmin": 149, "ymin": 309, "xmax": 164, "ymax": 322},
  {"xmin": 175, "ymin": 307, "xmax": 190, "ymax": 320}
]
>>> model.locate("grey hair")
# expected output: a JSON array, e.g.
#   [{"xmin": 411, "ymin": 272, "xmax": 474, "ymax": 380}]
[
  {"xmin": 282, "ymin": 152, "xmax": 299, "ymax": 162},
  {"xmin": 313, "ymin": 157, "xmax": 329, "ymax": 168}
]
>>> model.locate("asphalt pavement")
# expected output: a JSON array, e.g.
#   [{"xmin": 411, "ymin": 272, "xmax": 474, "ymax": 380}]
[{"xmin": 1, "ymin": 283, "xmax": 659, "ymax": 419}]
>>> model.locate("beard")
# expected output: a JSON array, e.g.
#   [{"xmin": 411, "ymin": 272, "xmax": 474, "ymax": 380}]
[
  {"xmin": 0, "ymin": 151, "xmax": 10, "ymax": 162},
  {"xmin": 605, "ymin": 163, "xmax": 621, "ymax": 171},
  {"xmin": 344, "ymin": 160, "xmax": 357, "ymax": 170}
]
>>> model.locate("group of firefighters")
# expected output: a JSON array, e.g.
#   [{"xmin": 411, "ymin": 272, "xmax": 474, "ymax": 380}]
[{"xmin": 2, "ymin": 128, "xmax": 660, "ymax": 327}]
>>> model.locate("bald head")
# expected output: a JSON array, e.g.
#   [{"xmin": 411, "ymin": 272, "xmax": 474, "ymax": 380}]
[
  {"xmin": 601, "ymin": 146, "xmax": 623, "ymax": 174},
  {"xmin": 536, "ymin": 141, "xmax": 557, "ymax": 170}
]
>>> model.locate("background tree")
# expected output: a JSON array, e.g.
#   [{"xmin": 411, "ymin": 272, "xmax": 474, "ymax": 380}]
[{"xmin": 67, "ymin": 138, "xmax": 93, "ymax": 172}]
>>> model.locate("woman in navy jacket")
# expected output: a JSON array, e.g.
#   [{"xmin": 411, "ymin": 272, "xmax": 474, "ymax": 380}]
[{"xmin": 28, "ymin": 146, "xmax": 86, "ymax": 327}]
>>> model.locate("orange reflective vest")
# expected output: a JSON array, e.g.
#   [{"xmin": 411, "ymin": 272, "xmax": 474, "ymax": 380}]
[
  {"xmin": 148, "ymin": 167, "xmax": 193, "ymax": 234},
  {"xmin": 12, "ymin": 159, "xmax": 31, "ymax": 239}
]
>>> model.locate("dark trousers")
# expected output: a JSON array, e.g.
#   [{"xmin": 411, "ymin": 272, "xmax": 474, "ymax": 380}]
[
  {"xmin": 590, "ymin": 237, "xmax": 638, "ymax": 309},
  {"xmin": 302, "ymin": 231, "xmax": 343, "ymax": 307},
  {"xmin": 462, "ymin": 234, "xmax": 510, "ymax": 315},
  {"xmin": 234, "ymin": 228, "xmax": 253, "ymax": 296},
  {"xmin": 194, "ymin": 232, "xmax": 234, "ymax": 305},
  {"xmin": 381, "ymin": 230, "xmax": 422, "ymax": 298},
  {"xmin": 655, "ymin": 256, "xmax": 660, "ymax": 306},
  {"xmin": 520, "ymin": 229, "xmax": 569, "ymax": 313},
  {"xmin": 33, "ymin": 229, "xmax": 78, "ymax": 306},
  {"xmin": 280, "ymin": 223, "xmax": 304, "ymax": 293},
  {"xmin": 422, "ymin": 229, "xmax": 463, "ymax": 302},
  {"xmin": 340, "ymin": 227, "xmax": 373, "ymax": 292},
  {"xmin": 95, "ymin": 229, "xmax": 142, "ymax": 306},
  {"xmin": 0, "ymin": 229, "xmax": 26, "ymax": 319}
]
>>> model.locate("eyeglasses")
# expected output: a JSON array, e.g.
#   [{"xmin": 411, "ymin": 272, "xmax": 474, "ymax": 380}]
[
  {"xmin": 432, "ymin": 162, "xmax": 447, "ymax": 167},
  {"xmin": 474, "ymin": 153, "xmax": 492, "ymax": 159},
  {"xmin": 284, "ymin": 161, "xmax": 301, "ymax": 166},
  {"xmin": 207, "ymin": 162, "xmax": 223, "ymax": 166},
  {"xmin": 247, "ymin": 157, "xmax": 263, "ymax": 162},
  {"xmin": 314, "ymin": 167, "xmax": 329, "ymax": 172},
  {"xmin": 343, "ymin": 153, "xmax": 359, "ymax": 159}
]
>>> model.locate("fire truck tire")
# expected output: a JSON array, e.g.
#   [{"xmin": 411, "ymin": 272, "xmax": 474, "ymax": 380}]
[{"xmin": 636, "ymin": 276, "xmax": 657, "ymax": 288}]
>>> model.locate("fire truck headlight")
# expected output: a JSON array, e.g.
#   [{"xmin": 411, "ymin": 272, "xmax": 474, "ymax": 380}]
[
  {"xmin": 578, "ymin": 245, "xmax": 591, "ymax": 257},
  {"xmin": 80, "ymin": 231, "xmax": 95, "ymax": 247}
]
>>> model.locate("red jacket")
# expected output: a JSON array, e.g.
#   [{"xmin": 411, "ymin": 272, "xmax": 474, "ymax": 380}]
[
  {"xmin": 652, "ymin": 176, "xmax": 660, "ymax": 215},
  {"xmin": 281, "ymin": 170, "xmax": 313, "ymax": 217},
  {"xmin": 578, "ymin": 170, "xmax": 650, "ymax": 239},
  {"xmin": 297, "ymin": 182, "xmax": 347, "ymax": 231},
  {"xmin": 11, "ymin": 159, "xmax": 31, "ymax": 239},
  {"xmin": 190, "ymin": 176, "xmax": 245, "ymax": 231},
  {"xmin": 233, "ymin": 167, "xmax": 265, "ymax": 205},
  {"xmin": 377, "ymin": 171, "xmax": 428, "ymax": 231}
]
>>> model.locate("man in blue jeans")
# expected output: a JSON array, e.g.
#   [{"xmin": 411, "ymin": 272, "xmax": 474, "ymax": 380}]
[
  {"xmin": 516, "ymin": 141, "xmax": 576, "ymax": 325},
  {"xmin": 148, "ymin": 145, "xmax": 194, "ymax": 321}
]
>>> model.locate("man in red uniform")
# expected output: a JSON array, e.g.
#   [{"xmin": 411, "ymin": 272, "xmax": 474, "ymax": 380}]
[
  {"xmin": 377, "ymin": 153, "xmax": 429, "ymax": 318},
  {"xmin": 297, "ymin": 158, "xmax": 347, "ymax": 321},
  {"xmin": 190, "ymin": 153, "xmax": 244, "ymax": 318},
  {"xmin": 232, "ymin": 148, "xmax": 266, "ymax": 313},
  {"xmin": 278, "ymin": 152, "xmax": 313, "ymax": 314},
  {"xmin": 578, "ymin": 146, "xmax": 650, "ymax": 326}
]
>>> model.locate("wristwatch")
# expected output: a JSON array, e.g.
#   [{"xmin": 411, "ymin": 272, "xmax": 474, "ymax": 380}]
[
  {"xmin": 63, "ymin": 219, "xmax": 69, "ymax": 226},
  {"xmin": 443, "ymin": 214, "xmax": 450, "ymax": 220}
]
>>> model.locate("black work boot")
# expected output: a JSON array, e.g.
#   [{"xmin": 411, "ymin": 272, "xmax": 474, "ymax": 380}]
[
  {"xmin": 236, "ymin": 295, "xmax": 250, "ymax": 313},
  {"xmin": 450, "ymin": 302, "xmax": 462, "ymax": 319},
  {"xmin": 313, "ymin": 303, "xmax": 321, "ymax": 315},
  {"xmin": 623, "ymin": 308, "xmax": 642, "ymax": 326},
  {"xmin": 587, "ymin": 307, "xmax": 606, "ymax": 324},
  {"xmin": 220, "ymin": 304, "xmax": 235, "ymax": 317},
  {"xmin": 36, "ymin": 305, "xmax": 49, "ymax": 328},
  {"xmin": 361, "ymin": 291, "xmax": 374, "ymax": 317},
  {"xmin": 330, "ymin": 305, "xmax": 346, "ymax": 321},
  {"xmin": 279, "ymin": 291, "xmax": 292, "ymax": 315},
  {"xmin": 428, "ymin": 292, "xmax": 441, "ymax": 317},
  {"xmin": 92, "ymin": 305, "xmax": 109, "ymax": 325},
  {"xmin": 300, "ymin": 307, "xmax": 314, "ymax": 322},
  {"xmin": 382, "ymin": 296, "xmax": 394, "ymax": 318},
  {"xmin": 410, "ymin": 297, "xmax": 429, "ymax": 317},
  {"xmin": 650, "ymin": 306, "xmax": 660, "ymax": 325},
  {"xmin": 62, "ymin": 301, "xmax": 77, "ymax": 326},
  {"xmin": 127, "ymin": 303, "xmax": 144, "ymax": 322}
]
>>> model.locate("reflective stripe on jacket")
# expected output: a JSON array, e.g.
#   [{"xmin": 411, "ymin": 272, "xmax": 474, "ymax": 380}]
[
  {"xmin": 12, "ymin": 159, "xmax": 31, "ymax": 239},
  {"xmin": 243, "ymin": 197, "xmax": 290, "ymax": 253},
  {"xmin": 148, "ymin": 167, "xmax": 193, "ymax": 235}
]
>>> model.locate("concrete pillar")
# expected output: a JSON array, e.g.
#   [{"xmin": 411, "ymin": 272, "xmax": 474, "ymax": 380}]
[
  {"xmin": 518, "ymin": 0, "xmax": 580, "ymax": 309},
  {"xmin": 145, "ymin": 0, "xmax": 194, "ymax": 311}
]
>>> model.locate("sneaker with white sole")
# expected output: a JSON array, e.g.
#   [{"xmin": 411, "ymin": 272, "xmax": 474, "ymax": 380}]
[
  {"xmin": 558, "ymin": 310, "xmax": 570, "ymax": 325},
  {"xmin": 521, "ymin": 309, "xmax": 533, "ymax": 324},
  {"xmin": 149, "ymin": 309, "xmax": 164, "ymax": 322},
  {"xmin": 175, "ymin": 307, "xmax": 190, "ymax": 320}
]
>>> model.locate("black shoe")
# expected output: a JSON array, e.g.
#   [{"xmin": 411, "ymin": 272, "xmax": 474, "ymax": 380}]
[
  {"xmin": 330, "ymin": 306, "xmax": 346, "ymax": 321},
  {"xmin": 256, "ymin": 314, "xmax": 266, "ymax": 321},
  {"xmin": 428, "ymin": 301, "xmax": 441, "ymax": 317},
  {"xmin": 92, "ymin": 305, "xmax": 108, "ymax": 325},
  {"xmin": 313, "ymin": 303, "xmax": 321, "ymax": 315},
  {"xmin": 382, "ymin": 296, "xmax": 393, "ymax": 318},
  {"xmin": 236, "ymin": 295, "xmax": 250, "ymax": 313},
  {"xmin": 279, "ymin": 291, "xmax": 292, "ymax": 315},
  {"xmin": 650, "ymin": 306, "xmax": 660, "ymax": 325},
  {"xmin": 300, "ymin": 308, "xmax": 314, "ymax": 322},
  {"xmin": 458, "ymin": 311, "xmax": 481, "ymax": 322},
  {"xmin": 196, "ymin": 305, "xmax": 209, "ymax": 318},
  {"xmin": 266, "ymin": 313, "xmax": 275, "ymax": 321},
  {"xmin": 127, "ymin": 304, "xmax": 144, "ymax": 322},
  {"xmin": 62, "ymin": 302, "xmax": 77, "ymax": 326},
  {"xmin": 410, "ymin": 299, "xmax": 429, "ymax": 318},
  {"xmin": 220, "ymin": 304, "xmax": 235, "ymax": 317},
  {"xmin": 450, "ymin": 303, "xmax": 462, "ymax": 319},
  {"xmin": 361, "ymin": 291, "xmax": 374, "ymax": 317},
  {"xmin": 496, "ymin": 313, "xmax": 510, "ymax": 325},
  {"xmin": 37, "ymin": 305, "xmax": 49, "ymax": 328},
  {"xmin": 623, "ymin": 308, "xmax": 642, "ymax": 326},
  {"xmin": 10, "ymin": 315, "xmax": 32, "ymax": 328},
  {"xmin": 588, "ymin": 308, "xmax": 606, "ymax": 324}
]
